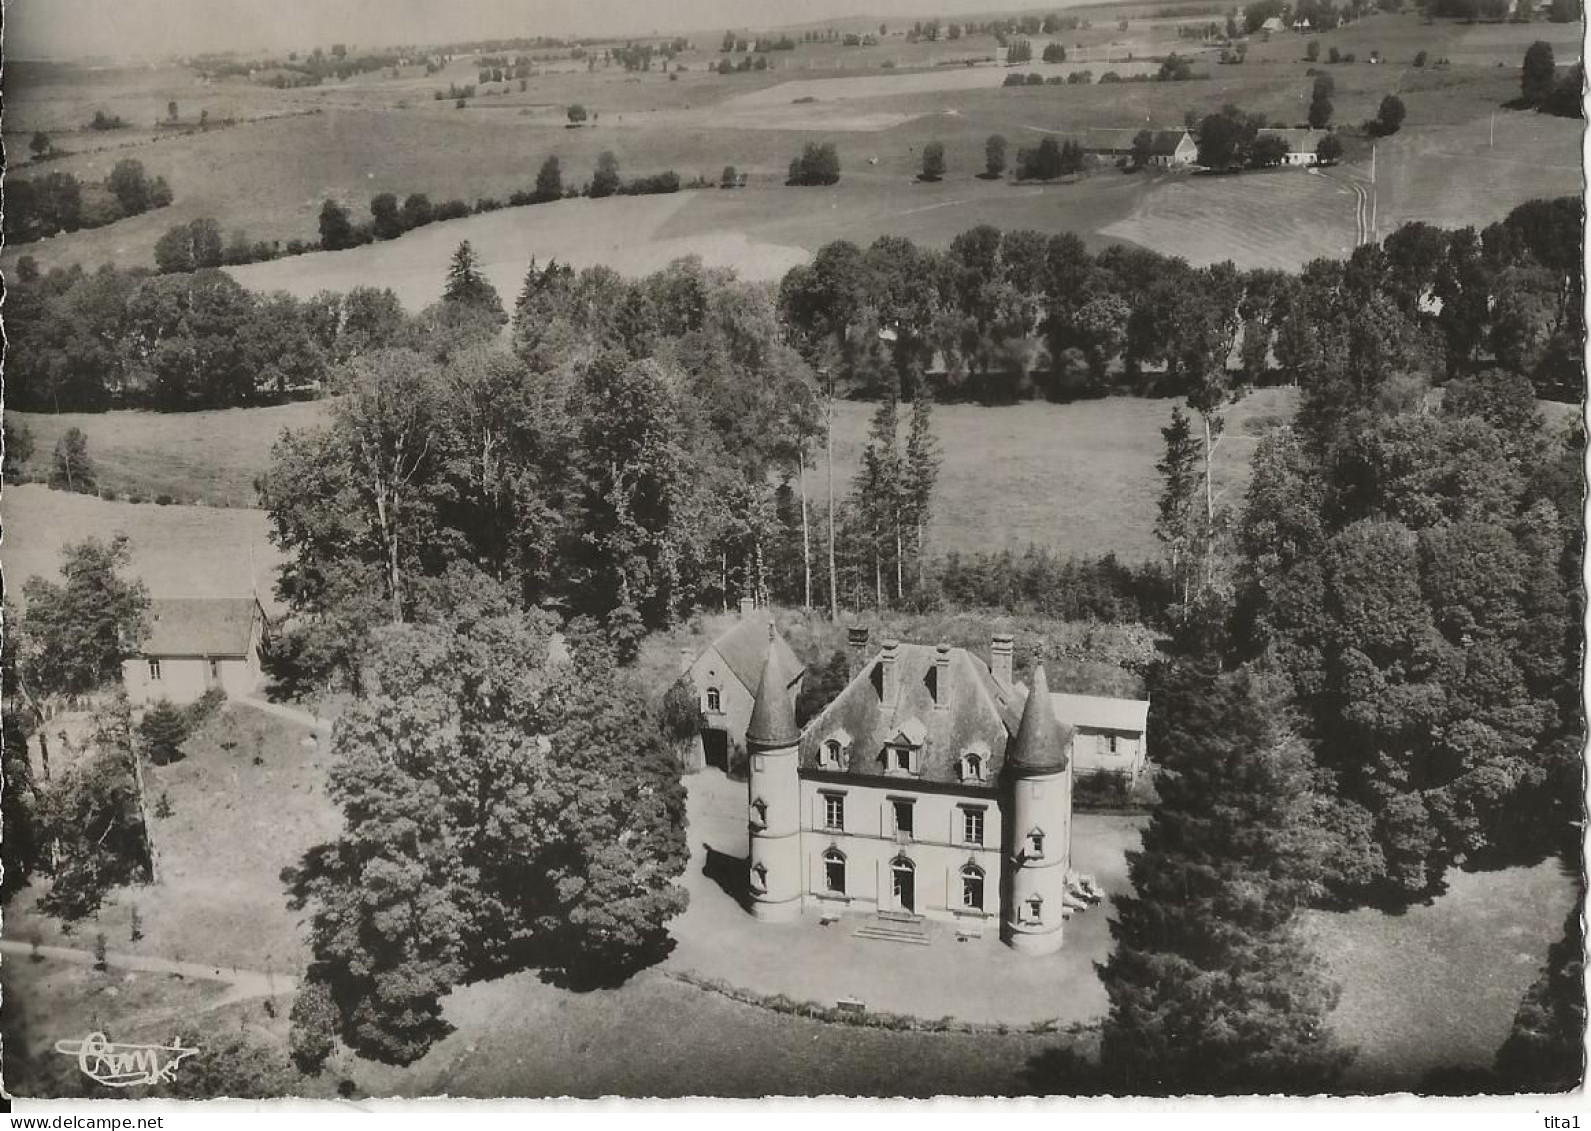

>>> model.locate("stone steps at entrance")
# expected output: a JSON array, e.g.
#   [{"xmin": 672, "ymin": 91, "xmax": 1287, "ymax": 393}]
[{"xmin": 853, "ymin": 920, "xmax": 933, "ymax": 947}]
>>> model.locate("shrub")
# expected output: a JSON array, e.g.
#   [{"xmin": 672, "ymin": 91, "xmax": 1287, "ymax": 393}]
[
  {"xmin": 99, "ymin": 487, "xmax": 118, "ymax": 501},
  {"xmin": 624, "ymin": 170, "xmax": 681, "ymax": 195},
  {"xmin": 186, "ymin": 686, "xmax": 228, "ymax": 728},
  {"xmin": 155, "ymin": 791, "xmax": 173, "ymax": 819},
  {"xmin": 660, "ymin": 676, "xmax": 704, "ymax": 744},
  {"xmin": 1003, "ymin": 72, "xmax": 1027, "ymax": 86},
  {"xmin": 140, "ymin": 700, "xmax": 191, "ymax": 765},
  {"xmin": 289, "ymin": 979, "xmax": 339, "ymax": 1074},
  {"xmin": 787, "ymin": 141, "xmax": 841, "ymax": 185},
  {"xmin": 154, "ymin": 494, "xmax": 174, "ymax": 505},
  {"xmin": 721, "ymin": 164, "xmax": 738, "ymax": 188}
]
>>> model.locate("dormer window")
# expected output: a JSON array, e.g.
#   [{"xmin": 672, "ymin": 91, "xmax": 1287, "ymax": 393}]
[
  {"xmin": 1025, "ymin": 895, "xmax": 1044, "ymax": 924},
  {"xmin": 959, "ymin": 752, "xmax": 985, "ymax": 782},
  {"xmin": 1027, "ymin": 828, "xmax": 1045, "ymax": 859},
  {"xmin": 751, "ymin": 798, "xmax": 768, "ymax": 828},
  {"xmin": 705, "ymin": 687, "xmax": 722, "ymax": 713},
  {"xmin": 817, "ymin": 729, "xmax": 851, "ymax": 770}
]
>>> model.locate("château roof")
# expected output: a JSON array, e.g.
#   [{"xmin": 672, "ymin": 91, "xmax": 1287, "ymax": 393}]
[
  {"xmin": 799, "ymin": 642, "xmax": 1030, "ymax": 786},
  {"xmin": 708, "ymin": 611, "xmax": 804, "ymax": 693}
]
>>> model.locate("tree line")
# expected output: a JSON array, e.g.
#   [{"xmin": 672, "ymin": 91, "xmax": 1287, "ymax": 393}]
[
  {"xmin": 777, "ymin": 196, "xmax": 1583, "ymax": 405},
  {"xmin": 1067, "ymin": 220, "xmax": 1586, "ymax": 1093},
  {"xmin": 3, "ymin": 261, "xmax": 431, "ymax": 411},
  {"xmin": 5, "ymin": 158, "xmax": 172, "ymax": 245}
]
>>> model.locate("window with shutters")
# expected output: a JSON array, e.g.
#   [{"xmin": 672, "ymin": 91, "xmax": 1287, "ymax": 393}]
[
  {"xmin": 823, "ymin": 792, "xmax": 845, "ymax": 832},
  {"xmin": 961, "ymin": 807, "xmax": 984, "ymax": 846},
  {"xmin": 961, "ymin": 864, "xmax": 985, "ymax": 911}
]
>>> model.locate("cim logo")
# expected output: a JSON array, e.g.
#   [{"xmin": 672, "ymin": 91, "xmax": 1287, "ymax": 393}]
[{"xmin": 54, "ymin": 1032, "xmax": 199, "ymax": 1087}]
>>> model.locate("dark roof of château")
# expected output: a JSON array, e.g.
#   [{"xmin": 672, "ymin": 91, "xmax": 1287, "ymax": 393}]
[
  {"xmin": 709, "ymin": 611, "xmax": 804, "ymax": 693},
  {"xmin": 799, "ymin": 642, "xmax": 1047, "ymax": 785},
  {"xmin": 747, "ymin": 631, "xmax": 800, "ymax": 748},
  {"xmin": 1008, "ymin": 663, "xmax": 1071, "ymax": 774},
  {"xmin": 143, "ymin": 598, "xmax": 261, "ymax": 657}
]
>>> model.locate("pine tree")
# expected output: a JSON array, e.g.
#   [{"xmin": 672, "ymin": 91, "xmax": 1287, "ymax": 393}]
[
  {"xmin": 442, "ymin": 240, "xmax": 505, "ymax": 322},
  {"xmin": 1155, "ymin": 405, "xmax": 1201, "ymax": 609},
  {"xmin": 903, "ymin": 386, "xmax": 942, "ymax": 590},
  {"xmin": 534, "ymin": 155, "xmax": 563, "ymax": 202},
  {"xmin": 853, "ymin": 382, "xmax": 901, "ymax": 605},
  {"xmin": 138, "ymin": 699, "xmax": 190, "ymax": 765},
  {"xmin": 1097, "ymin": 662, "xmax": 1352, "ymax": 1094}
]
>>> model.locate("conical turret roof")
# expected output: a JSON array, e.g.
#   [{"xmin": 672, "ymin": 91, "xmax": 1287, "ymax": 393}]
[
  {"xmin": 1007, "ymin": 662, "xmax": 1070, "ymax": 774},
  {"xmin": 746, "ymin": 625, "xmax": 799, "ymax": 748}
]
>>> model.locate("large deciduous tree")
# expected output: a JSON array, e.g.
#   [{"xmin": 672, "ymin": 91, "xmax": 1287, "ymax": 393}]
[{"xmin": 286, "ymin": 612, "xmax": 688, "ymax": 1063}]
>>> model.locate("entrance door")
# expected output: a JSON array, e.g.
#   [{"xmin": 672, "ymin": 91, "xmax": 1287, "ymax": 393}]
[
  {"xmin": 891, "ymin": 859, "xmax": 915, "ymax": 914},
  {"xmin": 702, "ymin": 728, "xmax": 729, "ymax": 771}
]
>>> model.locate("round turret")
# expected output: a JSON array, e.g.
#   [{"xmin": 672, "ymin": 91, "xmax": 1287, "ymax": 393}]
[{"xmin": 746, "ymin": 625, "xmax": 802, "ymax": 922}]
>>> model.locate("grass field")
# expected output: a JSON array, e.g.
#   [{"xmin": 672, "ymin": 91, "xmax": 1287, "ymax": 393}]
[
  {"xmin": 11, "ymin": 401, "xmax": 324, "ymax": 505},
  {"xmin": 1102, "ymin": 166, "xmax": 1360, "ymax": 270},
  {"xmin": 4, "ymin": 12, "xmax": 1575, "ymax": 282},
  {"xmin": 5, "ymin": 484, "xmax": 285, "ymax": 614},
  {"xmin": 1305, "ymin": 856, "xmax": 1578, "ymax": 1090},
  {"xmin": 1372, "ymin": 107, "xmax": 1584, "ymax": 237},
  {"xmin": 5, "ymin": 703, "xmax": 337, "ymax": 972},
  {"xmin": 229, "ymin": 190, "xmax": 812, "ymax": 298}
]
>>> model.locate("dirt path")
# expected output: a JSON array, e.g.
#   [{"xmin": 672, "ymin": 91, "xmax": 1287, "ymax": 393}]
[
  {"xmin": 0, "ymin": 939, "xmax": 298, "ymax": 1004},
  {"xmin": 235, "ymin": 696, "xmax": 333, "ymax": 732}
]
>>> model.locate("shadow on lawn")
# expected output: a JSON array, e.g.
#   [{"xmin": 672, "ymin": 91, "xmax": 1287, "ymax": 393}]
[{"xmin": 703, "ymin": 845, "xmax": 752, "ymax": 911}]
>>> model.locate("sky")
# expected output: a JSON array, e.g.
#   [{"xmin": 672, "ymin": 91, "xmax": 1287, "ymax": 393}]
[{"xmin": 5, "ymin": 0, "xmax": 1085, "ymax": 59}]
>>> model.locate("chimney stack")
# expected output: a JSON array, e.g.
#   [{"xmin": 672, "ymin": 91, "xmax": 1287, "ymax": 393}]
[
  {"xmin": 934, "ymin": 643, "xmax": 952, "ymax": 710},
  {"xmin": 991, "ymin": 632, "xmax": 1014, "ymax": 689},
  {"xmin": 739, "ymin": 596, "xmax": 755, "ymax": 620},
  {"xmin": 847, "ymin": 625, "xmax": 871, "ymax": 680},
  {"xmin": 880, "ymin": 640, "xmax": 901, "ymax": 707}
]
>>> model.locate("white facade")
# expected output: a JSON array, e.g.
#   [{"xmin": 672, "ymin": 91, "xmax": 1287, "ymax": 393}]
[
  {"xmin": 795, "ymin": 776, "xmax": 1006, "ymax": 926},
  {"xmin": 122, "ymin": 651, "xmax": 261, "ymax": 707}
]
